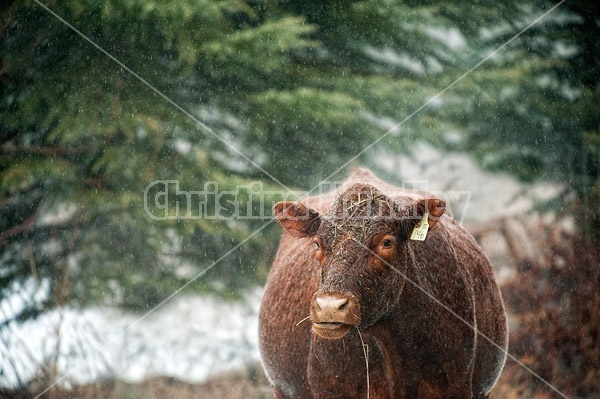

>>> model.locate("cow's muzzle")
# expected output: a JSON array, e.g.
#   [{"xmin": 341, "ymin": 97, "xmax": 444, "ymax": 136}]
[{"xmin": 310, "ymin": 293, "xmax": 360, "ymax": 339}]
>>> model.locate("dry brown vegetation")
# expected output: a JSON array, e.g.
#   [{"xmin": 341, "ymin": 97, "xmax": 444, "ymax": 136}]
[
  {"xmin": 4, "ymin": 365, "xmax": 270, "ymax": 399},
  {"xmin": 491, "ymin": 231, "xmax": 600, "ymax": 399}
]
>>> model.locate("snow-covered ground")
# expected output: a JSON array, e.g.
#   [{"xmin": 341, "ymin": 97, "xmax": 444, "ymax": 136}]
[
  {"xmin": 0, "ymin": 289, "xmax": 262, "ymax": 388},
  {"xmin": 373, "ymin": 141, "xmax": 563, "ymax": 224}
]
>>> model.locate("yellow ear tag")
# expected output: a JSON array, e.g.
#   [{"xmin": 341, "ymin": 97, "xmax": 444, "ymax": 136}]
[{"xmin": 410, "ymin": 211, "xmax": 429, "ymax": 241}]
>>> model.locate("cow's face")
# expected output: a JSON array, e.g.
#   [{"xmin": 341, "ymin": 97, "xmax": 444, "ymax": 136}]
[{"xmin": 274, "ymin": 184, "xmax": 445, "ymax": 339}]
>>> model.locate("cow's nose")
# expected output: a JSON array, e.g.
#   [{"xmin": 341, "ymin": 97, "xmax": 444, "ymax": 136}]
[
  {"xmin": 315, "ymin": 295, "xmax": 348, "ymax": 311},
  {"xmin": 311, "ymin": 293, "xmax": 361, "ymax": 337},
  {"xmin": 312, "ymin": 293, "xmax": 359, "ymax": 324}
]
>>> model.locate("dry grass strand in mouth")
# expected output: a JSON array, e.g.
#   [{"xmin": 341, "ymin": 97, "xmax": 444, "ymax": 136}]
[
  {"xmin": 295, "ymin": 315, "xmax": 311, "ymax": 327},
  {"xmin": 356, "ymin": 327, "xmax": 370, "ymax": 399}
]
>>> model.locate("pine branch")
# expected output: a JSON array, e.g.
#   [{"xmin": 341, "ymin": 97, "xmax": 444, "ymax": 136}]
[
  {"xmin": 1, "ymin": 142, "xmax": 90, "ymax": 157},
  {"xmin": 0, "ymin": 208, "xmax": 43, "ymax": 246}
]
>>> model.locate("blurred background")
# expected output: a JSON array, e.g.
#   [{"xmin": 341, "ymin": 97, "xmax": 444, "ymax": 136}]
[{"xmin": 1, "ymin": 0, "xmax": 598, "ymax": 398}]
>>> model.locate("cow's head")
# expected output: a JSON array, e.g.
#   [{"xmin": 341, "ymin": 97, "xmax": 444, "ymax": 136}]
[{"xmin": 273, "ymin": 184, "xmax": 445, "ymax": 339}]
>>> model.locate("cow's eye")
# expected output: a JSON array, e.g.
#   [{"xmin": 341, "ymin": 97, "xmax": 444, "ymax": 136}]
[
  {"xmin": 313, "ymin": 240, "xmax": 320, "ymax": 250},
  {"xmin": 378, "ymin": 235, "xmax": 395, "ymax": 250}
]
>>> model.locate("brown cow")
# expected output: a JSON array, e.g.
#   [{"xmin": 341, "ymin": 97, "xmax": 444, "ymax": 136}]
[{"xmin": 259, "ymin": 168, "xmax": 508, "ymax": 399}]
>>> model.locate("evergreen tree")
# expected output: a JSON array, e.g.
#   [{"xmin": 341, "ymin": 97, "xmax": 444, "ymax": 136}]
[
  {"xmin": 0, "ymin": 0, "xmax": 457, "ymax": 321},
  {"xmin": 429, "ymin": 0, "xmax": 599, "ymax": 235},
  {"xmin": 0, "ymin": 0, "xmax": 297, "ymax": 315}
]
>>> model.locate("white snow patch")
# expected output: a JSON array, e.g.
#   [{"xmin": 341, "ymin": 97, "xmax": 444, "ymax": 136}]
[
  {"xmin": 363, "ymin": 46, "xmax": 425, "ymax": 74},
  {"xmin": 426, "ymin": 26, "xmax": 467, "ymax": 50},
  {"xmin": 0, "ymin": 289, "xmax": 263, "ymax": 388},
  {"xmin": 373, "ymin": 141, "xmax": 563, "ymax": 223}
]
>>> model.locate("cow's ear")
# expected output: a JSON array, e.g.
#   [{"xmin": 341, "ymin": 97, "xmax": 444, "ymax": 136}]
[
  {"xmin": 273, "ymin": 201, "xmax": 322, "ymax": 237},
  {"xmin": 414, "ymin": 198, "xmax": 446, "ymax": 230}
]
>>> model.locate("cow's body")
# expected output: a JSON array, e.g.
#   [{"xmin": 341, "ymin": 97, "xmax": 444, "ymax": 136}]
[{"xmin": 259, "ymin": 168, "xmax": 507, "ymax": 398}]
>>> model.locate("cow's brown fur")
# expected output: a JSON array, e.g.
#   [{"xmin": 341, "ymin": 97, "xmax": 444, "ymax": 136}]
[{"xmin": 259, "ymin": 168, "xmax": 508, "ymax": 398}]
